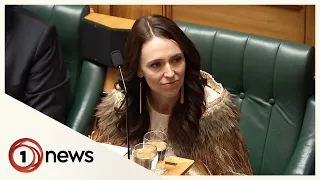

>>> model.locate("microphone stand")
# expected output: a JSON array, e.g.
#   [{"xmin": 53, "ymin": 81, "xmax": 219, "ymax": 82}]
[{"xmin": 118, "ymin": 66, "xmax": 130, "ymax": 160}]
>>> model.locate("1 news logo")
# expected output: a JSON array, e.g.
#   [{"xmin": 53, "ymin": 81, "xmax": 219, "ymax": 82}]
[
  {"xmin": 8, "ymin": 138, "xmax": 43, "ymax": 173},
  {"xmin": 9, "ymin": 138, "xmax": 94, "ymax": 173}
]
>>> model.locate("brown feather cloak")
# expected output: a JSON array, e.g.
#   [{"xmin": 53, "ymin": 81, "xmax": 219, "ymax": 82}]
[{"xmin": 92, "ymin": 71, "xmax": 252, "ymax": 175}]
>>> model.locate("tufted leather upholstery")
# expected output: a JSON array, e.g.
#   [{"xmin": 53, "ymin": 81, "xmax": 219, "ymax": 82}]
[
  {"xmin": 23, "ymin": 5, "xmax": 106, "ymax": 133},
  {"xmin": 176, "ymin": 21, "xmax": 315, "ymax": 175}
]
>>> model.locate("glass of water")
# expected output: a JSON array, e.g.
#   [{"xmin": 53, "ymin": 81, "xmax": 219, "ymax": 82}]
[
  {"xmin": 143, "ymin": 130, "xmax": 168, "ymax": 175},
  {"xmin": 132, "ymin": 143, "xmax": 157, "ymax": 170}
]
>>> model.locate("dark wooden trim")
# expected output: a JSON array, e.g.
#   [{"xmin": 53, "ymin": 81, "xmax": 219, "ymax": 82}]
[
  {"xmin": 163, "ymin": 5, "xmax": 172, "ymax": 18},
  {"xmin": 269, "ymin": 5, "xmax": 304, "ymax": 10}
]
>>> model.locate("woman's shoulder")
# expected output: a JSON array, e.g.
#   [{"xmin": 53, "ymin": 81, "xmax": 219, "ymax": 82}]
[
  {"xmin": 200, "ymin": 70, "xmax": 226, "ymax": 106},
  {"xmin": 95, "ymin": 88, "xmax": 124, "ymax": 118},
  {"xmin": 101, "ymin": 89, "xmax": 124, "ymax": 106},
  {"xmin": 93, "ymin": 88, "xmax": 125, "ymax": 143},
  {"xmin": 199, "ymin": 70, "xmax": 240, "ymax": 138},
  {"xmin": 200, "ymin": 70, "xmax": 224, "ymax": 94}
]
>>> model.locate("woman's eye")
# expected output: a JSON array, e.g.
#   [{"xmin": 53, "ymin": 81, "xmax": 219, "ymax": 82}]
[
  {"xmin": 151, "ymin": 62, "xmax": 160, "ymax": 68},
  {"xmin": 173, "ymin": 56, "xmax": 181, "ymax": 63}
]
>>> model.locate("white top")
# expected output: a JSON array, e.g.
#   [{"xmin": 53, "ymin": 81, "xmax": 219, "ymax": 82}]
[{"xmin": 147, "ymin": 86, "xmax": 221, "ymax": 156}]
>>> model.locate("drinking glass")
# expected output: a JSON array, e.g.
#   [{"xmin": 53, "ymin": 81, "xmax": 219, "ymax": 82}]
[
  {"xmin": 143, "ymin": 131, "xmax": 168, "ymax": 175},
  {"xmin": 132, "ymin": 143, "xmax": 157, "ymax": 170}
]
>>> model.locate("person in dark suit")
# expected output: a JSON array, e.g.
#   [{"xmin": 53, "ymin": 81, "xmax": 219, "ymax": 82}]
[{"xmin": 5, "ymin": 5, "xmax": 69, "ymax": 124}]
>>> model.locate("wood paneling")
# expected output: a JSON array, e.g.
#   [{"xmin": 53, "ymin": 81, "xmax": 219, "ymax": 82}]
[
  {"xmin": 305, "ymin": 5, "xmax": 315, "ymax": 46},
  {"xmin": 90, "ymin": 5, "xmax": 315, "ymax": 46},
  {"xmin": 90, "ymin": 5, "xmax": 110, "ymax": 14},
  {"xmin": 163, "ymin": 5, "xmax": 172, "ymax": 18},
  {"xmin": 98, "ymin": 5, "xmax": 111, "ymax": 15},
  {"xmin": 90, "ymin": 5, "xmax": 98, "ymax": 13},
  {"xmin": 110, "ymin": 5, "xmax": 163, "ymax": 19},
  {"xmin": 171, "ymin": 5, "xmax": 306, "ymax": 44}
]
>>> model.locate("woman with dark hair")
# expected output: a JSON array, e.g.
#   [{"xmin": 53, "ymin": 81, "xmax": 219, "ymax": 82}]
[{"xmin": 93, "ymin": 14, "xmax": 252, "ymax": 175}]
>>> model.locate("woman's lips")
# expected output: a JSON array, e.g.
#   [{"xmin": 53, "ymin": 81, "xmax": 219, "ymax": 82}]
[
  {"xmin": 162, "ymin": 80, "xmax": 179, "ymax": 89},
  {"xmin": 163, "ymin": 80, "xmax": 178, "ymax": 85}
]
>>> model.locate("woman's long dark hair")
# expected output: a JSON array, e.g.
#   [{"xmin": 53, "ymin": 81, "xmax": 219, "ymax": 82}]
[{"xmin": 115, "ymin": 15, "xmax": 207, "ymax": 146}]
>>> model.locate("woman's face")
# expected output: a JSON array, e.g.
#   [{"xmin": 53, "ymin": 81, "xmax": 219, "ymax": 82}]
[{"xmin": 139, "ymin": 36, "xmax": 186, "ymax": 99}]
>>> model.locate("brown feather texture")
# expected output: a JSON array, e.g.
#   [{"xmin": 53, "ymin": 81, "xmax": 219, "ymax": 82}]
[{"xmin": 93, "ymin": 71, "xmax": 253, "ymax": 175}]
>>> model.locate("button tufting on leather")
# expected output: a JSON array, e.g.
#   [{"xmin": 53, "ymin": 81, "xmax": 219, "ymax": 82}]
[
  {"xmin": 240, "ymin": 92, "xmax": 245, "ymax": 99},
  {"xmin": 269, "ymin": 98, "xmax": 275, "ymax": 105}
]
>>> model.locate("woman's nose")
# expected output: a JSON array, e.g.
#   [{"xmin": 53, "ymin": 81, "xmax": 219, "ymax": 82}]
[{"xmin": 164, "ymin": 64, "xmax": 175, "ymax": 78}]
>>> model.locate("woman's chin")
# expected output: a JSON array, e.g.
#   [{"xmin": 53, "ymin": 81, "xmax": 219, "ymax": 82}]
[{"xmin": 160, "ymin": 90, "xmax": 180, "ymax": 99}]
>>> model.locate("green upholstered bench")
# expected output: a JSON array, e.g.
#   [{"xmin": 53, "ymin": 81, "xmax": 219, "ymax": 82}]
[{"xmin": 175, "ymin": 21, "xmax": 315, "ymax": 175}]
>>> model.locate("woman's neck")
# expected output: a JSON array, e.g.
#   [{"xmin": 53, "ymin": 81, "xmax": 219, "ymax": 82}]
[{"xmin": 148, "ymin": 91, "xmax": 179, "ymax": 115}]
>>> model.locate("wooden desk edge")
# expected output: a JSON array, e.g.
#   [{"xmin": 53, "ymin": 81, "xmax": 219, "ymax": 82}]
[
  {"xmin": 84, "ymin": 13, "xmax": 135, "ymax": 29},
  {"xmin": 123, "ymin": 154, "xmax": 194, "ymax": 176}
]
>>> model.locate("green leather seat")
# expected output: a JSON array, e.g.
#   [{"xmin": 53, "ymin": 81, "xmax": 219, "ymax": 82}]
[
  {"xmin": 175, "ymin": 21, "xmax": 315, "ymax": 175},
  {"xmin": 23, "ymin": 5, "xmax": 106, "ymax": 134}
]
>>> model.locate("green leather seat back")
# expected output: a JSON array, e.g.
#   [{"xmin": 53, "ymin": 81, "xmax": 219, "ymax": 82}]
[
  {"xmin": 176, "ymin": 21, "xmax": 314, "ymax": 174},
  {"xmin": 23, "ymin": 5, "xmax": 90, "ymax": 108}
]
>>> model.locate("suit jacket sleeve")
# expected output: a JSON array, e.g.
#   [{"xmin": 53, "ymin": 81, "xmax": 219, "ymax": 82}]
[{"xmin": 24, "ymin": 24, "xmax": 69, "ymax": 124}]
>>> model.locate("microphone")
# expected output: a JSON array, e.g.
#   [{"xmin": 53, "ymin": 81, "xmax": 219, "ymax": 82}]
[{"xmin": 111, "ymin": 50, "xmax": 130, "ymax": 160}]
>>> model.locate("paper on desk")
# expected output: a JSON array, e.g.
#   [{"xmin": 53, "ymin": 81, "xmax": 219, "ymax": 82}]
[{"xmin": 98, "ymin": 142, "xmax": 128, "ymax": 156}]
